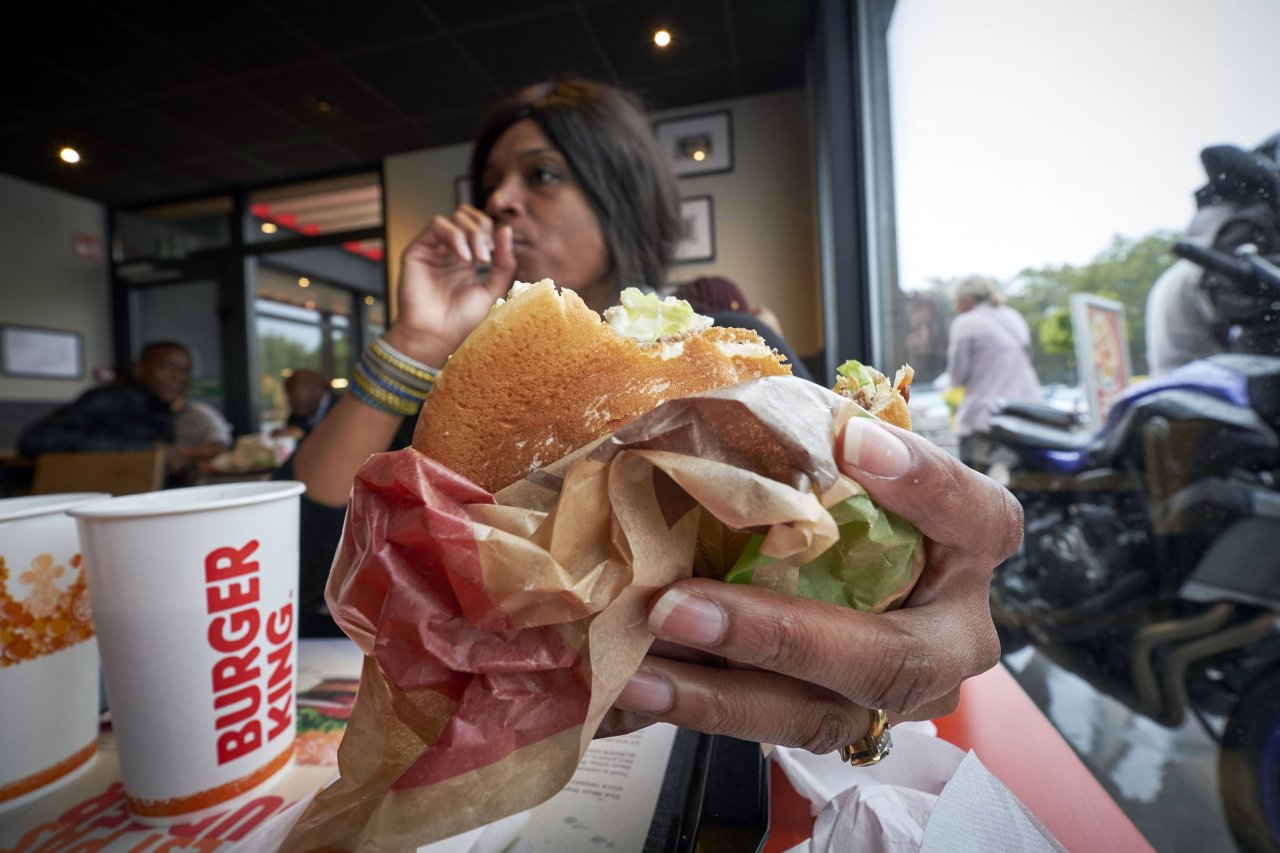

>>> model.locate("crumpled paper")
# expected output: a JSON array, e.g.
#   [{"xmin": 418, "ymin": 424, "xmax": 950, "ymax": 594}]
[
  {"xmin": 774, "ymin": 725, "xmax": 1065, "ymax": 853},
  {"xmin": 281, "ymin": 376, "xmax": 925, "ymax": 852}
]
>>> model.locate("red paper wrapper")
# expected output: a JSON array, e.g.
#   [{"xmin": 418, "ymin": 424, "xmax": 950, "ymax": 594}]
[{"xmin": 282, "ymin": 376, "xmax": 924, "ymax": 852}]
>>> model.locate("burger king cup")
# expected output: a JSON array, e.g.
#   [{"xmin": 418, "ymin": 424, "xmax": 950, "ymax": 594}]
[
  {"xmin": 70, "ymin": 481, "xmax": 305, "ymax": 825},
  {"xmin": 0, "ymin": 492, "xmax": 106, "ymax": 813}
]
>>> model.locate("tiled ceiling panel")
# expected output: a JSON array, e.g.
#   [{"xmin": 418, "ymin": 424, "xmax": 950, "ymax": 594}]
[{"xmin": 0, "ymin": 0, "xmax": 814, "ymax": 206}]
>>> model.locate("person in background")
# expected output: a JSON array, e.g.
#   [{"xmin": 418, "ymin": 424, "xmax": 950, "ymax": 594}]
[
  {"xmin": 946, "ymin": 276, "xmax": 1043, "ymax": 469},
  {"xmin": 665, "ymin": 275, "xmax": 804, "ymax": 375},
  {"xmin": 285, "ymin": 79, "xmax": 1019, "ymax": 762},
  {"xmin": 273, "ymin": 369, "xmax": 336, "ymax": 440},
  {"xmin": 171, "ymin": 393, "xmax": 233, "ymax": 480},
  {"xmin": 17, "ymin": 340, "xmax": 216, "ymax": 484}
]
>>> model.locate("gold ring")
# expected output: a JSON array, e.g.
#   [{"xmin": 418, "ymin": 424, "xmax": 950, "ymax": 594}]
[{"xmin": 839, "ymin": 708, "xmax": 892, "ymax": 766}]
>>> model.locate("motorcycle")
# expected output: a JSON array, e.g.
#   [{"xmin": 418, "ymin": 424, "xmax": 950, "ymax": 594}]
[{"xmin": 984, "ymin": 242, "xmax": 1280, "ymax": 852}]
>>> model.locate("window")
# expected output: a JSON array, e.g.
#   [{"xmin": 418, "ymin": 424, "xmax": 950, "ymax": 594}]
[{"xmin": 882, "ymin": 2, "xmax": 1280, "ymax": 850}]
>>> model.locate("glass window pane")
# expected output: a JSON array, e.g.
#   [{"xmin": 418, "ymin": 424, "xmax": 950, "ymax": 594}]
[
  {"xmin": 248, "ymin": 172, "xmax": 382, "ymax": 244},
  {"xmin": 885, "ymin": 4, "xmax": 1280, "ymax": 852},
  {"xmin": 254, "ymin": 267, "xmax": 354, "ymax": 430},
  {"xmin": 113, "ymin": 196, "xmax": 232, "ymax": 262}
]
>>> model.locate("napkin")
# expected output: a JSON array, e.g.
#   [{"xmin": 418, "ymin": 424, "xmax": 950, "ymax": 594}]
[{"xmin": 775, "ymin": 725, "xmax": 1065, "ymax": 853}]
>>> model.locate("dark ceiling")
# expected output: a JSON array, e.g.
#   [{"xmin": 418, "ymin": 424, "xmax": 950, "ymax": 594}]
[{"xmin": 1, "ymin": 0, "xmax": 814, "ymax": 208}]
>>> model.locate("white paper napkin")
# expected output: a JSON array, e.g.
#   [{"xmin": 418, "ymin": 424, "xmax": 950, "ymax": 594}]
[{"xmin": 776, "ymin": 723, "xmax": 1064, "ymax": 853}]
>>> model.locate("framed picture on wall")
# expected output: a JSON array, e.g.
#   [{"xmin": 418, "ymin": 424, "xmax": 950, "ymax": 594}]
[
  {"xmin": 1, "ymin": 325, "xmax": 84, "ymax": 379},
  {"xmin": 654, "ymin": 110, "xmax": 733, "ymax": 177},
  {"xmin": 673, "ymin": 196, "xmax": 715, "ymax": 263}
]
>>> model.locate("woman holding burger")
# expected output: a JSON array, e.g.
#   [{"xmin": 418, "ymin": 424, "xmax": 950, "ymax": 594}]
[{"xmin": 289, "ymin": 78, "xmax": 1017, "ymax": 763}]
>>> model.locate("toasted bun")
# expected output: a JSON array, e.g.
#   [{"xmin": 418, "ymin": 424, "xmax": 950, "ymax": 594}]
[
  {"xmin": 413, "ymin": 281, "xmax": 791, "ymax": 493},
  {"xmin": 832, "ymin": 364, "xmax": 914, "ymax": 430}
]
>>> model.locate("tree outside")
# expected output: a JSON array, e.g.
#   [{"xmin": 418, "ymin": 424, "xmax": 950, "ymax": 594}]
[{"xmin": 909, "ymin": 229, "xmax": 1178, "ymax": 388}]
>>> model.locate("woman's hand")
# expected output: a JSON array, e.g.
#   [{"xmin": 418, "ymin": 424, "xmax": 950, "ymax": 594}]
[
  {"xmin": 608, "ymin": 417, "xmax": 1019, "ymax": 753},
  {"xmin": 383, "ymin": 205, "xmax": 518, "ymax": 367}
]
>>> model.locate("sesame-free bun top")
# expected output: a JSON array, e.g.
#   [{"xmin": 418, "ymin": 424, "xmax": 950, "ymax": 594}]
[{"xmin": 412, "ymin": 280, "xmax": 791, "ymax": 493}]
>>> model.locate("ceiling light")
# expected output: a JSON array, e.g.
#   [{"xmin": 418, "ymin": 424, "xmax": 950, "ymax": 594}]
[
  {"xmin": 59, "ymin": 147, "xmax": 81, "ymax": 164},
  {"xmin": 261, "ymin": 222, "xmax": 278, "ymax": 234},
  {"xmin": 298, "ymin": 277, "xmax": 310, "ymax": 288},
  {"xmin": 654, "ymin": 29, "xmax": 672, "ymax": 47},
  {"xmin": 364, "ymin": 295, "xmax": 375, "ymax": 305},
  {"xmin": 692, "ymin": 150, "xmax": 706, "ymax": 161}
]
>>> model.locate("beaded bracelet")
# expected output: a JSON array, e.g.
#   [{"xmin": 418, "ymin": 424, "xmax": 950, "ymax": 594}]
[{"xmin": 352, "ymin": 335, "xmax": 442, "ymax": 416}]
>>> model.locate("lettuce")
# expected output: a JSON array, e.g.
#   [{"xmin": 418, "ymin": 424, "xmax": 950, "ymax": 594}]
[{"xmin": 724, "ymin": 493, "xmax": 922, "ymax": 611}]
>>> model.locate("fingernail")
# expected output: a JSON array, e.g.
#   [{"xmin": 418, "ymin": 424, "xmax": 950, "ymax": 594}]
[
  {"xmin": 616, "ymin": 668, "xmax": 673, "ymax": 714},
  {"xmin": 648, "ymin": 588, "xmax": 725, "ymax": 647},
  {"xmin": 842, "ymin": 417, "xmax": 911, "ymax": 479}
]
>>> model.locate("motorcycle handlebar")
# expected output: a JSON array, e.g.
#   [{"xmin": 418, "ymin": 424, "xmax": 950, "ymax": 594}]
[{"xmin": 1174, "ymin": 240, "xmax": 1280, "ymax": 292}]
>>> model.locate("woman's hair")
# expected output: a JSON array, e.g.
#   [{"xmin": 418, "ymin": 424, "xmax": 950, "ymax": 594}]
[
  {"xmin": 469, "ymin": 79, "xmax": 681, "ymax": 297},
  {"xmin": 953, "ymin": 275, "xmax": 1004, "ymax": 306}
]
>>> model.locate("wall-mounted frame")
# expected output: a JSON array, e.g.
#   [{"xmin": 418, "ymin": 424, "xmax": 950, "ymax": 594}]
[
  {"xmin": 673, "ymin": 196, "xmax": 715, "ymax": 264},
  {"xmin": 1, "ymin": 325, "xmax": 85, "ymax": 379},
  {"xmin": 655, "ymin": 110, "xmax": 733, "ymax": 177},
  {"xmin": 454, "ymin": 175, "xmax": 472, "ymax": 208}
]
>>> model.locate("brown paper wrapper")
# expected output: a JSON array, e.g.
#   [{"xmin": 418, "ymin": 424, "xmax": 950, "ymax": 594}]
[{"xmin": 281, "ymin": 375, "xmax": 924, "ymax": 852}]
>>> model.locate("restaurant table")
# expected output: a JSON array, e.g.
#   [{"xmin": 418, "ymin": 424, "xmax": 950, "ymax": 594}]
[
  {"xmin": 2, "ymin": 643, "xmax": 1153, "ymax": 852},
  {"xmin": 762, "ymin": 662, "xmax": 1155, "ymax": 853}
]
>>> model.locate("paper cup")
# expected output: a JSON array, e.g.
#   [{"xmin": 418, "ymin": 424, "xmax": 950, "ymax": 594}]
[
  {"xmin": 71, "ymin": 481, "xmax": 305, "ymax": 825},
  {"xmin": 0, "ymin": 493, "xmax": 106, "ymax": 812}
]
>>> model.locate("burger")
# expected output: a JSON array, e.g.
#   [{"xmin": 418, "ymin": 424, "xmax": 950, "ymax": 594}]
[
  {"xmin": 832, "ymin": 359, "xmax": 914, "ymax": 430},
  {"xmin": 413, "ymin": 280, "xmax": 793, "ymax": 493}
]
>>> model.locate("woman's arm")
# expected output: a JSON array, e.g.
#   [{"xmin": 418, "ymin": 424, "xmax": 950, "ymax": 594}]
[{"xmin": 291, "ymin": 208, "xmax": 517, "ymax": 507}]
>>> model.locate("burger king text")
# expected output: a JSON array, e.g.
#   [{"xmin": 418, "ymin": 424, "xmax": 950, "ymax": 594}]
[{"xmin": 205, "ymin": 540, "xmax": 294, "ymax": 766}]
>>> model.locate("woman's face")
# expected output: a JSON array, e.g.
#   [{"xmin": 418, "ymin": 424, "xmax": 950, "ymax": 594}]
[{"xmin": 480, "ymin": 119, "xmax": 611, "ymax": 308}]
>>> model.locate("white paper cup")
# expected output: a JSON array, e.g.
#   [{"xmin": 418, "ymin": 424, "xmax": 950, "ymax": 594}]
[
  {"xmin": 0, "ymin": 493, "xmax": 106, "ymax": 812},
  {"xmin": 71, "ymin": 481, "xmax": 305, "ymax": 825}
]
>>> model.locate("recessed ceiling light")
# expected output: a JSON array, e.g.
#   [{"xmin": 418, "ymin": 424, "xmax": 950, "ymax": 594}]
[
  {"xmin": 261, "ymin": 222, "xmax": 278, "ymax": 234},
  {"xmin": 364, "ymin": 295, "xmax": 375, "ymax": 305},
  {"xmin": 59, "ymin": 147, "xmax": 81, "ymax": 164},
  {"xmin": 298, "ymin": 277, "xmax": 310, "ymax": 288},
  {"xmin": 692, "ymin": 150, "xmax": 706, "ymax": 161},
  {"xmin": 654, "ymin": 29, "xmax": 672, "ymax": 47}
]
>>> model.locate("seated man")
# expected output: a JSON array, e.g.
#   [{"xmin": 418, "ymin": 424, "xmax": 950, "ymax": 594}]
[
  {"xmin": 17, "ymin": 341, "xmax": 214, "ymax": 484},
  {"xmin": 172, "ymin": 394, "xmax": 234, "ymax": 480},
  {"xmin": 273, "ymin": 368, "xmax": 336, "ymax": 439}
]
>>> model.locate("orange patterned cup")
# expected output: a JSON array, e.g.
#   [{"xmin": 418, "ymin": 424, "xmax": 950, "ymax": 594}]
[
  {"xmin": 0, "ymin": 493, "xmax": 105, "ymax": 812},
  {"xmin": 71, "ymin": 482, "xmax": 304, "ymax": 825}
]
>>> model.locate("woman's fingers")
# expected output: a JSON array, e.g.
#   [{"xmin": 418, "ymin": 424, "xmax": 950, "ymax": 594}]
[
  {"xmin": 616, "ymin": 657, "xmax": 878, "ymax": 754},
  {"xmin": 642, "ymin": 578, "xmax": 998, "ymax": 716},
  {"xmin": 421, "ymin": 214, "xmax": 472, "ymax": 263},
  {"xmin": 481, "ymin": 225, "xmax": 518, "ymax": 301},
  {"xmin": 837, "ymin": 418, "xmax": 1024, "ymax": 569},
  {"xmin": 594, "ymin": 707, "xmax": 658, "ymax": 740},
  {"xmin": 453, "ymin": 205, "xmax": 495, "ymax": 264}
]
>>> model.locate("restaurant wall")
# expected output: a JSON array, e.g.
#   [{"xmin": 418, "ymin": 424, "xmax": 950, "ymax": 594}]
[
  {"xmin": 0, "ymin": 172, "xmax": 110, "ymax": 416},
  {"xmin": 384, "ymin": 88, "xmax": 821, "ymax": 358}
]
